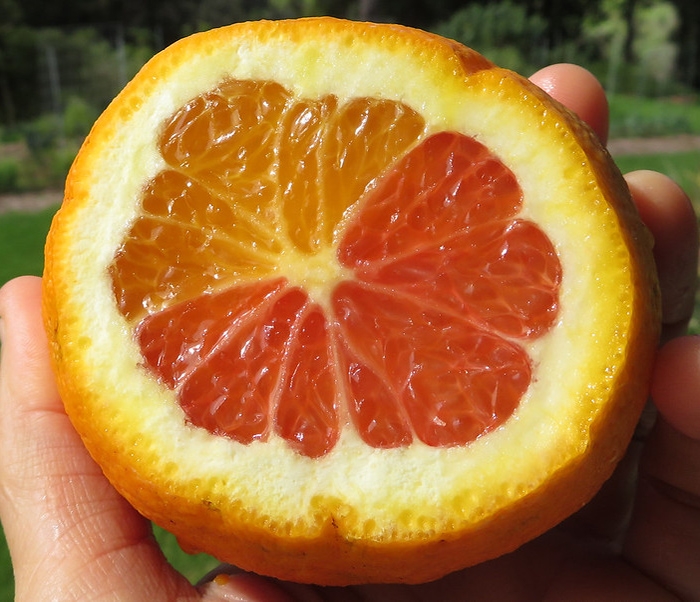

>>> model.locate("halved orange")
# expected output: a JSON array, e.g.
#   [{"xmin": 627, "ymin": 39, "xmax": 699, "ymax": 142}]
[{"xmin": 42, "ymin": 17, "xmax": 660, "ymax": 585}]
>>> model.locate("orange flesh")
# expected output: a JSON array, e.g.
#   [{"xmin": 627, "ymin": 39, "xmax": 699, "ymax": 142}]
[{"xmin": 110, "ymin": 79, "xmax": 562, "ymax": 458}]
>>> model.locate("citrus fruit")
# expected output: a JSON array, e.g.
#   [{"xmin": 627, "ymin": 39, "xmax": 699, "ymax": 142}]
[{"xmin": 42, "ymin": 17, "xmax": 660, "ymax": 585}]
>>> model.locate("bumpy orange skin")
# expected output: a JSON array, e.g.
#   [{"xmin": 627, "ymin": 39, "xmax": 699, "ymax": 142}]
[{"xmin": 43, "ymin": 18, "xmax": 660, "ymax": 585}]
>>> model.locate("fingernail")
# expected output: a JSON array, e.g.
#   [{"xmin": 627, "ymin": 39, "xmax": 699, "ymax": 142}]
[{"xmin": 199, "ymin": 572, "xmax": 295, "ymax": 601}]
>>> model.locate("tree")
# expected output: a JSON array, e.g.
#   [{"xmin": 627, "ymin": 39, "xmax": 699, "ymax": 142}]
[
  {"xmin": 525, "ymin": 0, "xmax": 602, "ymax": 52},
  {"xmin": 433, "ymin": 1, "xmax": 548, "ymax": 73},
  {"xmin": 670, "ymin": 0, "xmax": 700, "ymax": 87},
  {"xmin": 633, "ymin": 0, "xmax": 680, "ymax": 93}
]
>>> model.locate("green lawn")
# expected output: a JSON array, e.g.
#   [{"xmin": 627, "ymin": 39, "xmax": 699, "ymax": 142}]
[
  {"xmin": 0, "ymin": 204, "xmax": 57, "ymax": 286},
  {"xmin": 0, "ymin": 149, "xmax": 698, "ymax": 599},
  {"xmin": 608, "ymin": 94, "xmax": 700, "ymax": 138},
  {"xmin": 0, "ymin": 531, "xmax": 11, "ymax": 602}
]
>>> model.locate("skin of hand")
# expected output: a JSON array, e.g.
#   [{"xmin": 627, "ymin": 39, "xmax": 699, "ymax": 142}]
[{"xmin": 0, "ymin": 63, "xmax": 698, "ymax": 602}]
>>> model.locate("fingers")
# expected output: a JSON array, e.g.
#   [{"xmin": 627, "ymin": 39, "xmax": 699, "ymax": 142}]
[
  {"xmin": 530, "ymin": 66, "xmax": 699, "ymax": 341},
  {"xmin": 0, "ymin": 276, "xmax": 61, "ymax": 415},
  {"xmin": 625, "ymin": 170, "xmax": 699, "ymax": 342},
  {"xmin": 530, "ymin": 63, "xmax": 609, "ymax": 144},
  {"xmin": 0, "ymin": 277, "xmax": 288, "ymax": 602},
  {"xmin": 652, "ymin": 337, "xmax": 700, "ymax": 440},
  {"xmin": 0, "ymin": 277, "xmax": 193, "ymax": 601},
  {"xmin": 623, "ymin": 336, "xmax": 700, "ymax": 598},
  {"xmin": 198, "ymin": 572, "xmax": 296, "ymax": 602},
  {"xmin": 618, "ymin": 175, "xmax": 699, "ymax": 598}
]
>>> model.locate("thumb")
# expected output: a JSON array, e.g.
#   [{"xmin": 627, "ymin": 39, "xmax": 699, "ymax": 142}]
[{"xmin": 0, "ymin": 276, "xmax": 192, "ymax": 601}]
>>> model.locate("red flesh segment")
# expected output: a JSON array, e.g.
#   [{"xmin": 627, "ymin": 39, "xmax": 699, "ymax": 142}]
[
  {"xmin": 339, "ymin": 337, "xmax": 414, "ymax": 448},
  {"xmin": 276, "ymin": 305, "xmax": 339, "ymax": 457},
  {"xmin": 137, "ymin": 278, "xmax": 287, "ymax": 389},
  {"xmin": 333, "ymin": 282, "xmax": 529, "ymax": 446},
  {"xmin": 333, "ymin": 132, "xmax": 560, "ymax": 445},
  {"xmin": 138, "ymin": 279, "xmax": 289, "ymax": 442},
  {"xmin": 339, "ymin": 132, "xmax": 562, "ymax": 339}
]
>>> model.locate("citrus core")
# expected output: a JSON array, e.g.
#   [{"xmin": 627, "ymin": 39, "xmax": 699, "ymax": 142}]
[{"xmin": 43, "ymin": 17, "xmax": 660, "ymax": 585}]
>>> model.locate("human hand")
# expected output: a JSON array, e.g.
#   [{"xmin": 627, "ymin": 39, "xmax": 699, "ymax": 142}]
[{"xmin": 0, "ymin": 64, "xmax": 698, "ymax": 601}]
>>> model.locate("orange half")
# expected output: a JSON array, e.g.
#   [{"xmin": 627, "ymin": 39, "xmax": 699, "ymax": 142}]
[{"xmin": 43, "ymin": 18, "xmax": 660, "ymax": 585}]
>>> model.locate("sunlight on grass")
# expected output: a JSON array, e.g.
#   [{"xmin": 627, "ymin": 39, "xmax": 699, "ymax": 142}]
[
  {"xmin": 0, "ymin": 204, "xmax": 58, "ymax": 287},
  {"xmin": 609, "ymin": 95, "xmax": 700, "ymax": 138},
  {"xmin": 0, "ymin": 529, "xmax": 12, "ymax": 602}
]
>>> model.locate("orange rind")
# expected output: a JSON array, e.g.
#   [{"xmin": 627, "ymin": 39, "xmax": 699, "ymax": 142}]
[{"xmin": 43, "ymin": 17, "xmax": 660, "ymax": 584}]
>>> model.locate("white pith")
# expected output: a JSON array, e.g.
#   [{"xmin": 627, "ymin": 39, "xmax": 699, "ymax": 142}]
[{"xmin": 55, "ymin": 24, "xmax": 634, "ymax": 539}]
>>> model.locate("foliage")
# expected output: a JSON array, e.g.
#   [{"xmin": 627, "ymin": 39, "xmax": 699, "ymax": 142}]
[
  {"xmin": 63, "ymin": 96, "xmax": 99, "ymax": 139},
  {"xmin": 0, "ymin": 159, "xmax": 19, "ymax": 193},
  {"xmin": 38, "ymin": 27, "xmax": 155, "ymax": 116},
  {"xmin": 1, "ymin": 24, "xmax": 156, "ymax": 125},
  {"xmin": 5, "ymin": 0, "xmax": 700, "ymax": 128},
  {"xmin": 608, "ymin": 93, "xmax": 700, "ymax": 137},
  {"xmin": 0, "ymin": 120, "xmax": 78, "ymax": 193},
  {"xmin": 633, "ymin": 1, "xmax": 679, "ymax": 93},
  {"xmin": 432, "ymin": 1, "xmax": 549, "ymax": 73},
  {"xmin": 0, "ymin": 25, "xmax": 44, "ymax": 123},
  {"xmin": 153, "ymin": 526, "xmax": 220, "ymax": 584},
  {"xmin": 584, "ymin": 0, "xmax": 682, "ymax": 95},
  {"xmin": 15, "ymin": 147, "xmax": 76, "ymax": 192},
  {"xmin": 0, "ymin": 0, "xmax": 698, "ymax": 196},
  {"xmin": 21, "ymin": 114, "xmax": 63, "ymax": 155}
]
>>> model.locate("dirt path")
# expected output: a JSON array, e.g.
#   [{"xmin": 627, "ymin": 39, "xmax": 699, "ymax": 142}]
[
  {"xmin": 607, "ymin": 134, "xmax": 700, "ymax": 156},
  {"xmin": 0, "ymin": 189, "xmax": 63, "ymax": 215},
  {"xmin": 2, "ymin": 135, "xmax": 699, "ymax": 216}
]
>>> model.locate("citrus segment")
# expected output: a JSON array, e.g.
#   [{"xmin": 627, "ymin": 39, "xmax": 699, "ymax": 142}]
[
  {"xmin": 276, "ymin": 301, "xmax": 338, "ymax": 457},
  {"xmin": 337, "ymin": 131, "xmax": 562, "ymax": 339},
  {"xmin": 333, "ymin": 281, "xmax": 530, "ymax": 446},
  {"xmin": 43, "ymin": 17, "xmax": 661, "ymax": 585},
  {"xmin": 110, "ymin": 169, "xmax": 283, "ymax": 321}
]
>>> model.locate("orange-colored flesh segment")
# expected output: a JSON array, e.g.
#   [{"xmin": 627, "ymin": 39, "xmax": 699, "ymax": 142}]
[{"xmin": 110, "ymin": 79, "xmax": 562, "ymax": 458}]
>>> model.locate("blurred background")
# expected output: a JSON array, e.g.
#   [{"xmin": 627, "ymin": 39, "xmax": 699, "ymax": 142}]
[{"xmin": 1, "ymin": 0, "xmax": 699, "ymax": 597}]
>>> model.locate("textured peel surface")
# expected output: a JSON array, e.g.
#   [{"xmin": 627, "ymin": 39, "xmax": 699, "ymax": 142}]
[{"xmin": 42, "ymin": 17, "xmax": 660, "ymax": 585}]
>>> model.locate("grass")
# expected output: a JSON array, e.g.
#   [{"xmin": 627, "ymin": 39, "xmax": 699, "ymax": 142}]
[
  {"xmin": 609, "ymin": 94, "xmax": 700, "ymax": 138},
  {"xmin": 0, "ymin": 147, "xmax": 698, "ymax": 599},
  {"xmin": 0, "ymin": 531, "xmax": 11, "ymax": 602},
  {"xmin": 0, "ymin": 205, "xmax": 57, "ymax": 285}
]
